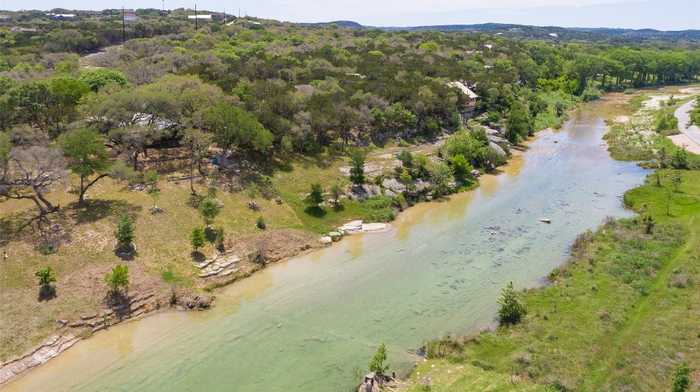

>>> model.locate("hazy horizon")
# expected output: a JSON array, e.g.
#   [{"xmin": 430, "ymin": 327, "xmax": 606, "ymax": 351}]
[{"xmin": 1, "ymin": 0, "xmax": 699, "ymax": 31}]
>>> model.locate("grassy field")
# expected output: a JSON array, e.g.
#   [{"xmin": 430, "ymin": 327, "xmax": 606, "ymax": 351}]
[
  {"xmin": 398, "ymin": 168, "xmax": 700, "ymax": 392},
  {"xmin": 396, "ymin": 89, "xmax": 700, "ymax": 392},
  {"xmin": 0, "ymin": 150, "xmax": 401, "ymax": 361}
]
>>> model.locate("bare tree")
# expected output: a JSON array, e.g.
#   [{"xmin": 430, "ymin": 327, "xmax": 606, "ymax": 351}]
[{"xmin": 0, "ymin": 146, "xmax": 66, "ymax": 215}]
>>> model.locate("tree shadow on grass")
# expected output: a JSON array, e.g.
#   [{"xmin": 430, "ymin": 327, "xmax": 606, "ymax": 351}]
[
  {"xmin": 37, "ymin": 285, "xmax": 57, "ymax": 302},
  {"xmin": 105, "ymin": 291, "xmax": 131, "ymax": 320},
  {"xmin": 304, "ymin": 206, "xmax": 327, "ymax": 218},
  {"xmin": 190, "ymin": 251, "xmax": 206, "ymax": 263},
  {"xmin": 67, "ymin": 200, "xmax": 142, "ymax": 225},
  {"xmin": 0, "ymin": 209, "xmax": 67, "ymax": 249},
  {"xmin": 114, "ymin": 243, "xmax": 137, "ymax": 261}
]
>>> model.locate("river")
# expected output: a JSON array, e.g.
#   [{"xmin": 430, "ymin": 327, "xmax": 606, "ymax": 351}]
[{"xmin": 3, "ymin": 96, "xmax": 648, "ymax": 392}]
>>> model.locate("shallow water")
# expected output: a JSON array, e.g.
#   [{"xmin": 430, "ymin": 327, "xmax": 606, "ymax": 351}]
[{"xmin": 4, "ymin": 98, "xmax": 648, "ymax": 392}]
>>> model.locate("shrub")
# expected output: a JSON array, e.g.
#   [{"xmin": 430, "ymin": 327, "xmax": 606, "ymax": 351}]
[
  {"xmin": 442, "ymin": 130, "xmax": 489, "ymax": 169},
  {"xmin": 498, "ymin": 281, "xmax": 526, "ymax": 325},
  {"xmin": 199, "ymin": 197, "xmax": 221, "ymax": 225},
  {"xmin": 428, "ymin": 161, "xmax": 454, "ymax": 197},
  {"xmin": 191, "ymin": 227, "xmax": 205, "ymax": 251},
  {"xmin": 115, "ymin": 215, "xmax": 134, "ymax": 247},
  {"xmin": 368, "ymin": 343, "xmax": 389, "ymax": 375},
  {"xmin": 449, "ymin": 154, "xmax": 473, "ymax": 184},
  {"xmin": 256, "ymin": 216, "xmax": 267, "ymax": 230},
  {"xmin": 330, "ymin": 184, "xmax": 343, "ymax": 209},
  {"xmin": 35, "ymin": 266, "xmax": 56, "ymax": 287},
  {"xmin": 672, "ymin": 363, "xmax": 690, "ymax": 392},
  {"xmin": 671, "ymin": 148, "xmax": 689, "ymax": 169},
  {"xmin": 35, "ymin": 266, "xmax": 57, "ymax": 300},
  {"xmin": 581, "ymin": 86, "xmax": 602, "ymax": 102},
  {"xmin": 349, "ymin": 151, "xmax": 366, "ymax": 186},
  {"xmin": 654, "ymin": 109, "xmax": 678, "ymax": 133},
  {"xmin": 306, "ymin": 183, "xmax": 324, "ymax": 208},
  {"xmin": 105, "ymin": 264, "xmax": 129, "ymax": 295}
]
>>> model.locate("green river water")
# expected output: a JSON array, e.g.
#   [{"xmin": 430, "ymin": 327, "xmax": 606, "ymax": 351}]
[{"xmin": 4, "ymin": 97, "xmax": 648, "ymax": 392}]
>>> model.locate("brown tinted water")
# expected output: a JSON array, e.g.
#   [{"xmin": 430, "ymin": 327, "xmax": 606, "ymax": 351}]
[{"xmin": 4, "ymin": 97, "xmax": 648, "ymax": 392}]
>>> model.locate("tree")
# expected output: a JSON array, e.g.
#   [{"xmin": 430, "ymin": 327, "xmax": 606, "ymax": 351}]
[
  {"xmin": 35, "ymin": 266, "xmax": 57, "ymax": 300},
  {"xmin": 115, "ymin": 215, "xmax": 134, "ymax": 248},
  {"xmin": 78, "ymin": 69, "xmax": 128, "ymax": 92},
  {"xmin": 145, "ymin": 170, "xmax": 161, "ymax": 211},
  {"xmin": 368, "ymin": 343, "xmax": 389, "ymax": 375},
  {"xmin": 506, "ymin": 101, "xmax": 532, "ymax": 143},
  {"xmin": 0, "ymin": 146, "xmax": 66, "ymax": 215},
  {"xmin": 60, "ymin": 128, "xmax": 111, "ymax": 205},
  {"xmin": 105, "ymin": 264, "xmax": 129, "ymax": 296},
  {"xmin": 182, "ymin": 128, "xmax": 212, "ymax": 195},
  {"xmin": 671, "ymin": 148, "xmax": 689, "ymax": 169},
  {"xmin": 429, "ymin": 161, "xmax": 454, "ymax": 197},
  {"xmin": 442, "ymin": 130, "xmax": 489, "ymax": 169},
  {"xmin": 198, "ymin": 197, "xmax": 221, "ymax": 225},
  {"xmin": 672, "ymin": 363, "xmax": 690, "ymax": 392},
  {"xmin": 191, "ymin": 227, "xmax": 205, "ymax": 252},
  {"xmin": 204, "ymin": 103, "xmax": 273, "ymax": 154},
  {"xmin": 349, "ymin": 151, "xmax": 366, "ymax": 186},
  {"xmin": 671, "ymin": 172, "xmax": 683, "ymax": 193},
  {"xmin": 498, "ymin": 282, "xmax": 526, "ymax": 326},
  {"xmin": 330, "ymin": 183, "xmax": 343, "ymax": 209},
  {"xmin": 642, "ymin": 212, "xmax": 655, "ymax": 235},
  {"xmin": 307, "ymin": 183, "xmax": 324, "ymax": 209}
]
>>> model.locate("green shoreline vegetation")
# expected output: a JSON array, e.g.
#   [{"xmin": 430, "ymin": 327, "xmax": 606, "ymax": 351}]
[
  {"xmin": 396, "ymin": 93, "xmax": 700, "ymax": 392},
  {"xmin": 2, "ymin": 9, "xmax": 700, "ymax": 385}
]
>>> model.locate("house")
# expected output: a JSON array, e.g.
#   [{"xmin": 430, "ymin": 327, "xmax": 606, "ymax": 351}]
[
  {"xmin": 447, "ymin": 81, "xmax": 479, "ymax": 121},
  {"xmin": 123, "ymin": 9, "xmax": 138, "ymax": 22},
  {"xmin": 188, "ymin": 14, "xmax": 212, "ymax": 20},
  {"xmin": 47, "ymin": 13, "xmax": 76, "ymax": 19},
  {"xmin": 10, "ymin": 27, "xmax": 38, "ymax": 33},
  {"xmin": 447, "ymin": 81, "xmax": 478, "ymax": 103}
]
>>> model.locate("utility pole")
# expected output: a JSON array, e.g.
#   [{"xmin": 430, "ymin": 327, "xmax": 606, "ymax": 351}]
[
  {"xmin": 194, "ymin": 3, "xmax": 198, "ymax": 30},
  {"xmin": 121, "ymin": 7, "xmax": 126, "ymax": 44}
]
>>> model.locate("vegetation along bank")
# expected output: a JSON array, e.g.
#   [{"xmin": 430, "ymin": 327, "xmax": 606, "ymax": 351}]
[{"xmin": 2, "ymin": 10, "xmax": 700, "ymax": 386}]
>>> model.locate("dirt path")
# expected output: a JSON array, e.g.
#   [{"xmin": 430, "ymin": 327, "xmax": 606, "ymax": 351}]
[{"xmin": 670, "ymin": 99, "xmax": 700, "ymax": 153}]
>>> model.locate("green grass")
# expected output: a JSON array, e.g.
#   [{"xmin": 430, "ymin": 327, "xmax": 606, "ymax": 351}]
[
  {"xmin": 398, "ymin": 170, "xmax": 700, "ymax": 392},
  {"xmin": 273, "ymin": 155, "xmax": 395, "ymax": 234},
  {"xmin": 0, "ymin": 152, "xmax": 399, "ymax": 360},
  {"xmin": 533, "ymin": 91, "xmax": 578, "ymax": 131},
  {"xmin": 629, "ymin": 94, "xmax": 650, "ymax": 112}
]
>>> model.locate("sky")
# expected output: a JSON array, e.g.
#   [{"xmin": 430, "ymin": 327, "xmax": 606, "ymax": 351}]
[{"xmin": 2, "ymin": 0, "xmax": 699, "ymax": 30}]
